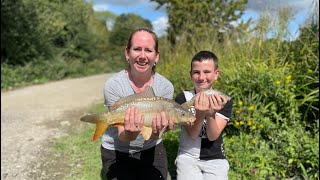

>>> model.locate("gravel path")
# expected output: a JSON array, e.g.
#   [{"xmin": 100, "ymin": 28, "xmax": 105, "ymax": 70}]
[{"xmin": 1, "ymin": 73, "xmax": 113, "ymax": 180}]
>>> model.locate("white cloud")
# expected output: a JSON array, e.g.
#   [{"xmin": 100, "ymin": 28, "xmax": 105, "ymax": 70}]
[
  {"xmin": 93, "ymin": 4, "xmax": 109, "ymax": 11},
  {"xmin": 152, "ymin": 16, "xmax": 168, "ymax": 37},
  {"xmin": 246, "ymin": 0, "xmax": 314, "ymax": 14},
  {"xmin": 93, "ymin": 0, "xmax": 146, "ymax": 7}
]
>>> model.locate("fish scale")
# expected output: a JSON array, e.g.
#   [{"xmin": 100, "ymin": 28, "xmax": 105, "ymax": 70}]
[{"xmin": 80, "ymin": 86, "xmax": 195, "ymax": 141}]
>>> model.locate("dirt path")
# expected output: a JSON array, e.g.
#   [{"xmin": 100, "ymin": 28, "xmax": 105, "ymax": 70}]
[{"xmin": 1, "ymin": 73, "xmax": 114, "ymax": 180}]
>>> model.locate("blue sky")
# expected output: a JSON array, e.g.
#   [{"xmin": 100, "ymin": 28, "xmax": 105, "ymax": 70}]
[{"xmin": 92, "ymin": 0, "xmax": 317, "ymax": 39}]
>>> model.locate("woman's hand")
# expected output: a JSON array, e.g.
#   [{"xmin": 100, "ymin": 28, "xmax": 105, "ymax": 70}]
[
  {"xmin": 151, "ymin": 111, "xmax": 174, "ymax": 139},
  {"xmin": 118, "ymin": 106, "xmax": 144, "ymax": 142}
]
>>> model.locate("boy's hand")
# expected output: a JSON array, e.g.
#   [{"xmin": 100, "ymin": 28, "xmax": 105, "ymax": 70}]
[
  {"xmin": 208, "ymin": 94, "xmax": 227, "ymax": 115},
  {"xmin": 194, "ymin": 92, "xmax": 210, "ymax": 120}
]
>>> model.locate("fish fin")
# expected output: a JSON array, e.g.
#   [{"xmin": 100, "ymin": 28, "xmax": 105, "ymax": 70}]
[
  {"xmin": 110, "ymin": 86, "xmax": 156, "ymax": 111},
  {"xmin": 141, "ymin": 126, "xmax": 153, "ymax": 140},
  {"xmin": 158, "ymin": 125, "xmax": 168, "ymax": 139},
  {"xmin": 80, "ymin": 114, "xmax": 101, "ymax": 124},
  {"xmin": 181, "ymin": 100, "xmax": 194, "ymax": 110},
  {"xmin": 93, "ymin": 120, "xmax": 109, "ymax": 141}
]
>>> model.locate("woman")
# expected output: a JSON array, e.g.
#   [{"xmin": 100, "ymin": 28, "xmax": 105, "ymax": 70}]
[{"xmin": 101, "ymin": 27, "xmax": 174, "ymax": 180}]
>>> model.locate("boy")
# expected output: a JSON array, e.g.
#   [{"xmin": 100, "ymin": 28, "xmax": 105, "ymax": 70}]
[{"xmin": 175, "ymin": 50, "xmax": 233, "ymax": 180}]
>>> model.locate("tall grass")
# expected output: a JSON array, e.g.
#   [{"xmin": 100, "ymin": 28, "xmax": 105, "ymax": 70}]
[{"xmin": 157, "ymin": 19, "xmax": 319, "ymax": 178}]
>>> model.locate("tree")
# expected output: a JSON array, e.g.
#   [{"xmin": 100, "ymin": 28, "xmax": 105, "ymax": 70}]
[
  {"xmin": 1, "ymin": 0, "xmax": 109, "ymax": 65},
  {"xmin": 107, "ymin": 13, "xmax": 153, "ymax": 69},
  {"xmin": 109, "ymin": 13, "xmax": 153, "ymax": 47},
  {"xmin": 151, "ymin": 0, "xmax": 250, "ymax": 45}
]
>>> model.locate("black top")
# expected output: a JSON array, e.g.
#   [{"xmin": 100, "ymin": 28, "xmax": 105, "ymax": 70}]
[{"xmin": 175, "ymin": 90, "xmax": 233, "ymax": 160}]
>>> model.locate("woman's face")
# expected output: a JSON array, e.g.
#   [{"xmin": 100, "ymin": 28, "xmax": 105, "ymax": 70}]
[
  {"xmin": 190, "ymin": 59, "xmax": 219, "ymax": 92},
  {"xmin": 125, "ymin": 31, "xmax": 159, "ymax": 75}
]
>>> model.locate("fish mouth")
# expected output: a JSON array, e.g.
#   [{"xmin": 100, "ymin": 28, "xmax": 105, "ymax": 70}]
[{"xmin": 187, "ymin": 118, "xmax": 196, "ymax": 126}]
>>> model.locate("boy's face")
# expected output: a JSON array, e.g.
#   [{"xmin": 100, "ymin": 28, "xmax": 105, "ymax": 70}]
[{"xmin": 190, "ymin": 59, "xmax": 219, "ymax": 92}]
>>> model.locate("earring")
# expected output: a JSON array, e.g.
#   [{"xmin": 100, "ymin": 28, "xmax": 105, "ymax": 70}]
[
  {"xmin": 153, "ymin": 62, "xmax": 157, "ymax": 67},
  {"xmin": 127, "ymin": 59, "xmax": 130, "ymax": 64}
]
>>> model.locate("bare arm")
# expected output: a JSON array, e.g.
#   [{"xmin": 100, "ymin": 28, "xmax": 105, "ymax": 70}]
[
  {"xmin": 206, "ymin": 115, "xmax": 227, "ymax": 141},
  {"xmin": 185, "ymin": 92, "xmax": 209, "ymax": 139},
  {"xmin": 205, "ymin": 94, "xmax": 228, "ymax": 141}
]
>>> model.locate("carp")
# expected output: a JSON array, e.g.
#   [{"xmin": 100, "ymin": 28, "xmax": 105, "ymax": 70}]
[
  {"xmin": 80, "ymin": 86, "xmax": 195, "ymax": 141},
  {"xmin": 181, "ymin": 89, "xmax": 231, "ymax": 110}
]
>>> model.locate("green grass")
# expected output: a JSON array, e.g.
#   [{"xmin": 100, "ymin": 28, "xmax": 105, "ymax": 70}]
[
  {"xmin": 52, "ymin": 103, "xmax": 106, "ymax": 180},
  {"xmin": 51, "ymin": 102, "xmax": 181, "ymax": 179}
]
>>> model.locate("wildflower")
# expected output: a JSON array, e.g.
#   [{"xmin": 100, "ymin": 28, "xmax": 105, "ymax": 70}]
[
  {"xmin": 251, "ymin": 139, "xmax": 257, "ymax": 144},
  {"xmin": 238, "ymin": 100, "xmax": 243, "ymax": 106},
  {"xmin": 248, "ymin": 105, "xmax": 255, "ymax": 111},
  {"xmin": 251, "ymin": 125, "xmax": 257, "ymax": 130},
  {"xmin": 259, "ymin": 124, "xmax": 263, "ymax": 129},
  {"xmin": 275, "ymin": 80, "xmax": 281, "ymax": 85},
  {"xmin": 285, "ymin": 75, "xmax": 292, "ymax": 84},
  {"xmin": 236, "ymin": 109, "xmax": 241, "ymax": 114},
  {"xmin": 247, "ymin": 119, "xmax": 252, "ymax": 126},
  {"xmin": 235, "ymin": 121, "xmax": 240, "ymax": 126},
  {"xmin": 239, "ymin": 121, "xmax": 244, "ymax": 125}
]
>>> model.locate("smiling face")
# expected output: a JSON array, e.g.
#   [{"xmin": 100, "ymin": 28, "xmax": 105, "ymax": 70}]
[
  {"xmin": 125, "ymin": 30, "xmax": 159, "ymax": 75},
  {"xmin": 190, "ymin": 59, "xmax": 219, "ymax": 93}
]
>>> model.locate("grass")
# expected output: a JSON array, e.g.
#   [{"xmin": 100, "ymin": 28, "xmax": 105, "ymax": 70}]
[
  {"xmin": 51, "ymin": 102, "xmax": 181, "ymax": 179},
  {"xmin": 52, "ymin": 103, "xmax": 106, "ymax": 180}
]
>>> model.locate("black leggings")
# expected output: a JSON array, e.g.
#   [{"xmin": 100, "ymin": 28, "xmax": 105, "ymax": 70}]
[{"xmin": 101, "ymin": 142, "xmax": 168, "ymax": 180}]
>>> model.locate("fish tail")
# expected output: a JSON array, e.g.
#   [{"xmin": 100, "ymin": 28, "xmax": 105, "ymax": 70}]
[
  {"xmin": 80, "ymin": 114, "xmax": 101, "ymax": 124},
  {"xmin": 80, "ymin": 113, "xmax": 110, "ymax": 141},
  {"xmin": 93, "ymin": 120, "xmax": 109, "ymax": 141}
]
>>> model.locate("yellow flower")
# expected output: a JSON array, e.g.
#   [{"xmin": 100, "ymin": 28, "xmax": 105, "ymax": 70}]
[
  {"xmin": 240, "ymin": 121, "xmax": 244, "ymax": 125},
  {"xmin": 235, "ymin": 121, "xmax": 240, "ymax": 126},
  {"xmin": 275, "ymin": 80, "xmax": 281, "ymax": 85},
  {"xmin": 251, "ymin": 125, "xmax": 257, "ymax": 130},
  {"xmin": 251, "ymin": 139, "xmax": 257, "ymax": 144},
  {"xmin": 247, "ymin": 119, "xmax": 252, "ymax": 126},
  {"xmin": 285, "ymin": 75, "xmax": 292, "ymax": 84},
  {"xmin": 259, "ymin": 124, "xmax": 264, "ymax": 129},
  {"xmin": 238, "ymin": 100, "xmax": 243, "ymax": 106},
  {"xmin": 236, "ymin": 109, "xmax": 241, "ymax": 114},
  {"xmin": 248, "ymin": 105, "xmax": 255, "ymax": 111},
  {"xmin": 286, "ymin": 75, "xmax": 292, "ymax": 80}
]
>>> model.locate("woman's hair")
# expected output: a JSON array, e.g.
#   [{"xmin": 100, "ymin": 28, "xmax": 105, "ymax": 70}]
[
  {"xmin": 126, "ymin": 27, "xmax": 159, "ymax": 52},
  {"xmin": 126, "ymin": 27, "xmax": 159, "ymax": 71},
  {"xmin": 191, "ymin": 50, "xmax": 219, "ymax": 70}
]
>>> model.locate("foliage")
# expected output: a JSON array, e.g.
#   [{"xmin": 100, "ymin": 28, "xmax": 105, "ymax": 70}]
[
  {"xmin": 1, "ymin": 0, "xmax": 109, "ymax": 65},
  {"xmin": 151, "ymin": 0, "xmax": 251, "ymax": 45},
  {"xmin": 107, "ymin": 13, "xmax": 154, "ymax": 70},
  {"xmin": 1, "ymin": 58, "xmax": 113, "ymax": 90},
  {"xmin": 158, "ymin": 12, "xmax": 319, "ymax": 178}
]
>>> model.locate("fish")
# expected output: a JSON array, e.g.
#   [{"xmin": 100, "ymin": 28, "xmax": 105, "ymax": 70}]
[
  {"xmin": 80, "ymin": 86, "xmax": 195, "ymax": 141},
  {"xmin": 181, "ymin": 89, "xmax": 231, "ymax": 110}
]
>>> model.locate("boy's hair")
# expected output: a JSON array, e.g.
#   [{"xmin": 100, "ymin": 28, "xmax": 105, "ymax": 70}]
[{"xmin": 191, "ymin": 50, "xmax": 219, "ymax": 70}]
